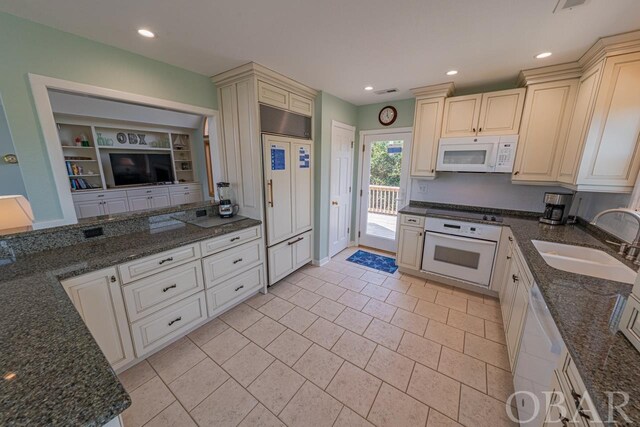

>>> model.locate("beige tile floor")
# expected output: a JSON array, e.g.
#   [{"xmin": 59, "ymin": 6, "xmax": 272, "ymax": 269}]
[{"xmin": 118, "ymin": 247, "xmax": 517, "ymax": 427}]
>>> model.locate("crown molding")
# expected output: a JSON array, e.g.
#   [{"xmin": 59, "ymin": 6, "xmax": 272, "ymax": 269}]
[
  {"xmin": 518, "ymin": 62, "xmax": 583, "ymax": 86},
  {"xmin": 211, "ymin": 62, "xmax": 318, "ymax": 99},
  {"xmin": 411, "ymin": 82, "xmax": 455, "ymax": 99},
  {"xmin": 579, "ymin": 29, "xmax": 640, "ymax": 70}
]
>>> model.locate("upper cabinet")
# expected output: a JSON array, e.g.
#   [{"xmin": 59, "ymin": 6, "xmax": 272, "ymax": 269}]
[
  {"xmin": 441, "ymin": 88, "xmax": 525, "ymax": 137},
  {"xmin": 258, "ymin": 80, "xmax": 313, "ymax": 117},
  {"xmin": 560, "ymin": 52, "xmax": 640, "ymax": 192},
  {"xmin": 512, "ymin": 80, "xmax": 578, "ymax": 183},
  {"xmin": 410, "ymin": 83, "xmax": 454, "ymax": 178}
]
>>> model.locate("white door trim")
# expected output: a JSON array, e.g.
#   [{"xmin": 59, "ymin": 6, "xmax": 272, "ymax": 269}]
[
  {"xmin": 329, "ymin": 120, "xmax": 356, "ymax": 257},
  {"xmin": 355, "ymin": 127, "xmax": 413, "ymax": 248},
  {"xmin": 28, "ymin": 73, "xmax": 220, "ymax": 228}
]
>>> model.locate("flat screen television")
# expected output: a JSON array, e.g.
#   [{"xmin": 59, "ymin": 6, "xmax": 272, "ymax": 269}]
[{"xmin": 110, "ymin": 153, "xmax": 174, "ymax": 186}]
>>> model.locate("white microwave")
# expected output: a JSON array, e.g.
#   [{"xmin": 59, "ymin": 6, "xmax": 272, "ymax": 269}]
[{"xmin": 436, "ymin": 135, "xmax": 518, "ymax": 173}]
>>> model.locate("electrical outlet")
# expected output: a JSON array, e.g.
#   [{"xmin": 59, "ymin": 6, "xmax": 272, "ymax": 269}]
[
  {"xmin": 83, "ymin": 227, "xmax": 104, "ymax": 238},
  {"xmin": 417, "ymin": 182, "xmax": 428, "ymax": 194}
]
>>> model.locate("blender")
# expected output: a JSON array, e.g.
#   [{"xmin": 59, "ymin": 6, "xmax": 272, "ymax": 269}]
[{"xmin": 216, "ymin": 182, "xmax": 238, "ymax": 218}]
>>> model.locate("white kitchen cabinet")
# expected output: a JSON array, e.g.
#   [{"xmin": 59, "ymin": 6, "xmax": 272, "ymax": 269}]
[
  {"xmin": 442, "ymin": 94, "xmax": 482, "ymax": 137},
  {"xmin": 169, "ymin": 189, "xmax": 203, "ymax": 205},
  {"xmin": 513, "ymin": 80, "xmax": 579, "ymax": 183},
  {"xmin": 257, "ymin": 80, "xmax": 289, "ymax": 110},
  {"xmin": 477, "ymin": 88, "xmax": 526, "ymax": 136},
  {"xmin": 267, "ymin": 231, "xmax": 312, "ymax": 284},
  {"xmin": 557, "ymin": 52, "xmax": 640, "ymax": 192},
  {"xmin": 492, "ymin": 229, "xmax": 513, "ymax": 293},
  {"xmin": 207, "ymin": 265, "xmax": 266, "ymax": 317},
  {"xmin": 75, "ymin": 199, "xmax": 104, "ymax": 218},
  {"xmin": 543, "ymin": 373, "xmax": 580, "ymax": 427},
  {"xmin": 289, "ymin": 93, "xmax": 313, "ymax": 116},
  {"xmin": 410, "ymin": 97, "xmax": 446, "ymax": 177},
  {"xmin": 73, "ymin": 191, "xmax": 129, "ymax": 219},
  {"xmin": 127, "ymin": 188, "xmax": 171, "ymax": 212},
  {"xmin": 103, "ymin": 198, "xmax": 129, "ymax": 215},
  {"xmin": 396, "ymin": 224, "xmax": 424, "ymax": 271},
  {"xmin": 442, "ymin": 88, "xmax": 525, "ymax": 137},
  {"xmin": 61, "ymin": 268, "xmax": 134, "ymax": 371},
  {"xmin": 506, "ymin": 266, "xmax": 529, "ymax": 368}
]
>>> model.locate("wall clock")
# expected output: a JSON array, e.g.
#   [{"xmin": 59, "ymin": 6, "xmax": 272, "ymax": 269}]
[{"xmin": 378, "ymin": 106, "xmax": 397, "ymax": 126}]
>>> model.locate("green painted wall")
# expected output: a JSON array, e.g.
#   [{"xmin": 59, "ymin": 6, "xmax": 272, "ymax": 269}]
[
  {"xmin": 0, "ymin": 12, "xmax": 217, "ymax": 223},
  {"xmin": 314, "ymin": 92, "xmax": 357, "ymax": 261},
  {"xmin": 351, "ymin": 98, "xmax": 416, "ymax": 239}
]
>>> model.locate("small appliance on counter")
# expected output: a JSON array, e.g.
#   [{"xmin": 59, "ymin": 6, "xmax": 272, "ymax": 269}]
[
  {"xmin": 216, "ymin": 182, "xmax": 239, "ymax": 218},
  {"xmin": 539, "ymin": 192, "xmax": 573, "ymax": 225}
]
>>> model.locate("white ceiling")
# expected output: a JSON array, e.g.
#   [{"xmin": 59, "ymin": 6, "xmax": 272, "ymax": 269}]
[{"xmin": 2, "ymin": 0, "xmax": 640, "ymax": 105}]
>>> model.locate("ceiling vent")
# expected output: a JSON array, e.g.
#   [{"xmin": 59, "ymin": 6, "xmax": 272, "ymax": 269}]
[
  {"xmin": 374, "ymin": 88, "xmax": 399, "ymax": 95},
  {"xmin": 553, "ymin": 0, "xmax": 589, "ymax": 13}
]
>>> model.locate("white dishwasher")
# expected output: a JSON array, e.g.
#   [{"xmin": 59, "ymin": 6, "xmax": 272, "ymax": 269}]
[{"xmin": 513, "ymin": 283, "xmax": 565, "ymax": 427}]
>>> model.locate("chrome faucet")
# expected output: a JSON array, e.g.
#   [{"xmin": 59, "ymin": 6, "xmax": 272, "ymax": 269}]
[{"xmin": 591, "ymin": 208, "xmax": 640, "ymax": 263}]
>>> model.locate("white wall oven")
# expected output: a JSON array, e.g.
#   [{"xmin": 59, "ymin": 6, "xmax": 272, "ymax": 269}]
[
  {"xmin": 436, "ymin": 135, "xmax": 518, "ymax": 173},
  {"xmin": 422, "ymin": 217, "xmax": 502, "ymax": 288}
]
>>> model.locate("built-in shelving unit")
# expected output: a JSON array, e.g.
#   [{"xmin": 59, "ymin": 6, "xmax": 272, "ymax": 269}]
[{"xmin": 56, "ymin": 119, "xmax": 197, "ymax": 193}]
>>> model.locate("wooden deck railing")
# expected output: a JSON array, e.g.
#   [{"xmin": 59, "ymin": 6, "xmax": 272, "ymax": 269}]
[{"xmin": 368, "ymin": 185, "xmax": 400, "ymax": 215}]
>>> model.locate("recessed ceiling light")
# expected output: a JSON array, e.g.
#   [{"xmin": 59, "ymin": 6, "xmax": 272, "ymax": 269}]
[
  {"xmin": 446, "ymin": 70, "xmax": 458, "ymax": 76},
  {"xmin": 364, "ymin": 86, "xmax": 374, "ymax": 91},
  {"xmin": 536, "ymin": 52, "xmax": 552, "ymax": 59},
  {"xmin": 137, "ymin": 29, "xmax": 155, "ymax": 38}
]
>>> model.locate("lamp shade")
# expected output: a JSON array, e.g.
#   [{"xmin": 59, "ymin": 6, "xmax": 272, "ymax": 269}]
[{"xmin": 0, "ymin": 195, "xmax": 34, "ymax": 231}]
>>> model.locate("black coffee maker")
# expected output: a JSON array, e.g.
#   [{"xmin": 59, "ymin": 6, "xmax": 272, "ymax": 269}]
[{"xmin": 540, "ymin": 192, "xmax": 573, "ymax": 225}]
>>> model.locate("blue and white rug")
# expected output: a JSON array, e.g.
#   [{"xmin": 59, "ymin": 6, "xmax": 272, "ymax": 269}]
[{"xmin": 346, "ymin": 250, "xmax": 398, "ymax": 274}]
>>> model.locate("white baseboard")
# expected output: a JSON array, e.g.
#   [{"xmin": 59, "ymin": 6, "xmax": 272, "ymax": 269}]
[{"xmin": 312, "ymin": 257, "xmax": 330, "ymax": 266}]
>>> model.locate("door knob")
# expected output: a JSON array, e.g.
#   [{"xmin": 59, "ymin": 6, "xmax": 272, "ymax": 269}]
[{"xmin": 331, "ymin": 201, "xmax": 338, "ymax": 205}]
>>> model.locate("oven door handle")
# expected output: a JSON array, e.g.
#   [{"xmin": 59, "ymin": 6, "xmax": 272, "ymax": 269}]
[{"xmin": 424, "ymin": 231, "xmax": 497, "ymax": 247}]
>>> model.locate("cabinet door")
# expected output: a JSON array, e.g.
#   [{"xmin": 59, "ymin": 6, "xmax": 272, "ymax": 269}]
[
  {"xmin": 513, "ymin": 81, "xmax": 578, "ymax": 182},
  {"xmin": 289, "ymin": 93, "xmax": 313, "ymax": 116},
  {"xmin": 477, "ymin": 88, "xmax": 526, "ymax": 136},
  {"xmin": 442, "ymin": 94, "xmax": 482, "ymax": 137},
  {"xmin": 500, "ymin": 255, "xmax": 521, "ymax": 330},
  {"xmin": 187, "ymin": 189, "xmax": 203, "ymax": 204},
  {"xmin": 258, "ymin": 81, "xmax": 289, "ymax": 109},
  {"xmin": 62, "ymin": 268, "xmax": 134, "ymax": 371},
  {"xmin": 151, "ymin": 194, "xmax": 171, "ymax": 209},
  {"xmin": 170, "ymin": 192, "xmax": 187, "ymax": 206},
  {"xmin": 128, "ymin": 196, "xmax": 150, "ymax": 211},
  {"xmin": 263, "ymin": 135, "xmax": 294, "ymax": 245},
  {"xmin": 558, "ymin": 64, "xmax": 603, "ymax": 185},
  {"xmin": 577, "ymin": 52, "xmax": 640, "ymax": 191},
  {"xmin": 410, "ymin": 97, "xmax": 445, "ymax": 177},
  {"xmin": 75, "ymin": 200, "xmax": 104, "ymax": 218},
  {"xmin": 396, "ymin": 226, "xmax": 425, "ymax": 270},
  {"xmin": 506, "ymin": 276, "xmax": 529, "ymax": 368},
  {"xmin": 103, "ymin": 198, "xmax": 129, "ymax": 215},
  {"xmin": 543, "ymin": 373, "xmax": 580, "ymax": 427},
  {"xmin": 293, "ymin": 231, "xmax": 313, "ymax": 269},
  {"xmin": 292, "ymin": 142, "xmax": 312, "ymax": 234},
  {"xmin": 267, "ymin": 241, "xmax": 295, "ymax": 284}
]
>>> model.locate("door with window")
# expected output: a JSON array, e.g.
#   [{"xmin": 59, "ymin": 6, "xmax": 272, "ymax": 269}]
[{"xmin": 358, "ymin": 131, "xmax": 412, "ymax": 253}]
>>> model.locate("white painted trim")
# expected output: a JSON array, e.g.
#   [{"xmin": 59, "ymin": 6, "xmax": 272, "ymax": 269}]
[
  {"xmin": 629, "ymin": 173, "xmax": 640, "ymax": 210},
  {"xmin": 328, "ymin": 120, "xmax": 356, "ymax": 258},
  {"xmin": 27, "ymin": 73, "xmax": 219, "ymax": 226},
  {"xmin": 354, "ymin": 129, "xmax": 413, "ymax": 251},
  {"xmin": 312, "ymin": 257, "xmax": 330, "ymax": 266}
]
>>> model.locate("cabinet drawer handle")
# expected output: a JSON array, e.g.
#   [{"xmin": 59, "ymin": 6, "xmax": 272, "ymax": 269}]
[
  {"xmin": 288, "ymin": 237, "xmax": 304, "ymax": 246},
  {"xmin": 514, "ymin": 171, "xmax": 520, "ymax": 176},
  {"xmin": 570, "ymin": 391, "xmax": 592, "ymax": 420},
  {"xmin": 233, "ymin": 258, "xmax": 243, "ymax": 264},
  {"xmin": 478, "ymin": 127, "xmax": 482, "ymax": 132},
  {"xmin": 508, "ymin": 236, "xmax": 513, "ymax": 242},
  {"xmin": 561, "ymin": 417, "xmax": 569, "ymax": 427},
  {"xmin": 110, "ymin": 275, "xmax": 117, "ymax": 283},
  {"xmin": 235, "ymin": 285, "xmax": 244, "ymax": 292},
  {"xmin": 162, "ymin": 284, "xmax": 177, "ymax": 292},
  {"xmin": 168, "ymin": 316, "xmax": 182, "ymax": 326},
  {"xmin": 98, "ymin": 194, "xmax": 104, "ymax": 198},
  {"xmin": 230, "ymin": 237, "xmax": 240, "ymax": 242},
  {"xmin": 159, "ymin": 257, "xmax": 174, "ymax": 265},
  {"xmin": 506, "ymin": 256, "xmax": 512, "ymax": 260},
  {"xmin": 472, "ymin": 128, "xmax": 476, "ymax": 133},
  {"xmin": 407, "ymin": 219, "xmax": 416, "ymax": 223},
  {"xmin": 512, "ymin": 274, "xmax": 519, "ymax": 282}
]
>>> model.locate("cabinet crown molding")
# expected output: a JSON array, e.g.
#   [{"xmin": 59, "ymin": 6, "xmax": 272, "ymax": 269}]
[
  {"xmin": 579, "ymin": 29, "xmax": 640, "ymax": 70},
  {"xmin": 518, "ymin": 62, "xmax": 583, "ymax": 86},
  {"xmin": 211, "ymin": 62, "xmax": 318, "ymax": 99},
  {"xmin": 411, "ymin": 82, "xmax": 455, "ymax": 99}
]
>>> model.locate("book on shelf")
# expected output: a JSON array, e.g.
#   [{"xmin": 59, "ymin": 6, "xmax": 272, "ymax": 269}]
[{"xmin": 70, "ymin": 178, "xmax": 95, "ymax": 191}]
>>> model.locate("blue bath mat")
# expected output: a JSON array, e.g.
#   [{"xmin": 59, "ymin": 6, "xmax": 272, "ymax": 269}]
[{"xmin": 346, "ymin": 250, "xmax": 398, "ymax": 274}]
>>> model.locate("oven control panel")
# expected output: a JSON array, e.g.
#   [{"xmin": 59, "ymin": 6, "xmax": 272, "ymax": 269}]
[{"xmin": 425, "ymin": 217, "xmax": 502, "ymax": 241}]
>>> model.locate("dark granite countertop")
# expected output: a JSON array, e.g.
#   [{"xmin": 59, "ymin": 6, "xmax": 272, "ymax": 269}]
[
  {"xmin": 0, "ymin": 217, "xmax": 261, "ymax": 426},
  {"xmin": 400, "ymin": 202, "xmax": 640, "ymax": 424}
]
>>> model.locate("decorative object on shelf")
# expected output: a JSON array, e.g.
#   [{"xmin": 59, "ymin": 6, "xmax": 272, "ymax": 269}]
[
  {"xmin": 2, "ymin": 154, "xmax": 18, "ymax": 164},
  {"xmin": 173, "ymin": 134, "xmax": 189, "ymax": 150},
  {"xmin": 127, "ymin": 133, "xmax": 139, "ymax": 144},
  {"xmin": 116, "ymin": 133, "xmax": 127, "ymax": 144},
  {"xmin": 378, "ymin": 105, "xmax": 398, "ymax": 126},
  {"xmin": 180, "ymin": 162, "xmax": 190, "ymax": 171}
]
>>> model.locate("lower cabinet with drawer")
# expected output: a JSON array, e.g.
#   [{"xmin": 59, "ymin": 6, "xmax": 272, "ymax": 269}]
[
  {"xmin": 130, "ymin": 292, "xmax": 207, "ymax": 357},
  {"xmin": 267, "ymin": 230, "xmax": 312, "ymax": 285},
  {"xmin": 206, "ymin": 265, "xmax": 266, "ymax": 317},
  {"xmin": 202, "ymin": 239, "xmax": 263, "ymax": 287}
]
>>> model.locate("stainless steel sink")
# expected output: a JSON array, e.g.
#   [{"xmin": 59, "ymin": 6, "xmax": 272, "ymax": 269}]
[{"xmin": 531, "ymin": 240, "xmax": 637, "ymax": 284}]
